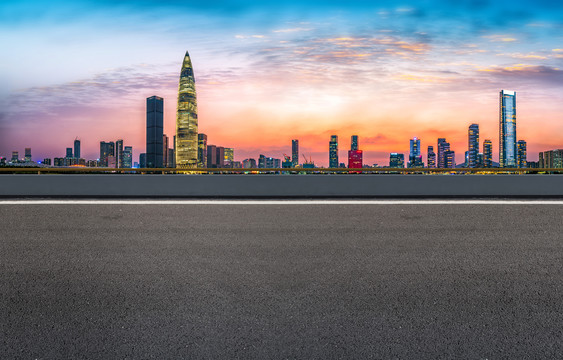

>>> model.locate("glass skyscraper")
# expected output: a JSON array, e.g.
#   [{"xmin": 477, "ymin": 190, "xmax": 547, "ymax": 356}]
[
  {"xmin": 468, "ymin": 124, "xmax": 479, "ymax": 168},
  {"xmin": 329, "ymin": 135, "xmax": 339, "ymax": 168},
  {"xmin": 351, "ymin": 135, "xmax": 359, "ymax": 151},
  {"xmin": 146, "ymin": 96, "xmax": 163, "ymax": 168},
  {"xmin": 427, "ymin": 146, "xmax": 436, "ymax": 168},
  {"xmin": 500, "ymin": 90, "xmax": 517, "ymax": 167},
  {"xmin": 483, "ymin": 139, "xmax": 492, "ymax": 168},
  {"xmin": 517, "ymin": 140, "xmax": 527, "ymax": 168},
  {"xmin": 408, "ymin": 137, "xmax": 423, "ymax": 167},
  {"xmin": 74, "ymin": 139, "xmax": 81, "ymax": 159},
  {"xmin": 437, "ymin": 138, "xmax": 448, "ymax": 168},
  {"xmin": 197, "ymin": 133, "xmax": 207, "ymax": 168},
  {"xmin": 123, "ymin": 146, "xmax": 133, "ymax": 168},
  {"xmin": 390, "ymin": 153, "xmax": 404, "ymax": 168},
  {"xmin": 100, "ymin": 141, "xmax": 115, "ymax": 167},
  {"xmin": 176, "ymin": 51, "xmax": 198, "ymax": 168},
  {"xmin": 116, "ymin": 139, "xmax": 124, "ymax": 168},
  {"xmin": 292, "ymin": 140, "xmax": 299, "ymax": 167}
]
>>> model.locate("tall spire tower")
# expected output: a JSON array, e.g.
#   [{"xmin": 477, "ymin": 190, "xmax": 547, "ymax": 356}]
[{"xmin": 175, "ymin": 51, "xmax": 198, "ymax": 168}]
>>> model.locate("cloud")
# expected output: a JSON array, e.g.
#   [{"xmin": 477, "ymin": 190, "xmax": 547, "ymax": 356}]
[
  {"xmin": 273, "ymin": 28, "xmax": 312, "ymax": 33},
  {"xmin": 496, "ymin": 53, "xmax": 548, "ymax": 60},
  {"xmin": 483, "ymin": 35, "xmax": 517, "ymax": 42}
]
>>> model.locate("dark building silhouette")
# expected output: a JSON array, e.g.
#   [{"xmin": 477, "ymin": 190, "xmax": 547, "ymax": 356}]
[
  {"xmin": 427, "ymin": 146, "xmax": 436, "ymax": 168},
  {"xmin": 99, "ymin": 141, "xmax": 115, "ymax": 167},
  {"xmin": 390, "ymin": 153, "xmax": 404, "ymax": 168},
  {"xmin": 146, "ymin": 95, "xmax": 164, "ymax": 168},
  {"xmin": 351, "ymin": 135, "xmax": 359, "ymax": 151},
  {"xmin": 292, "ymin": 139, "xmax": 299, "ymax": 167},
  {"xmin": 198, "ymin": 134, "xmax": 207, "ymax": 168},
  {"xmin": 329, "ymin": 135, "xmax": 338, "ymax": 168},
  {"xmin": 74, "ymin": 138, "xmax": 81, "ymax": 159}
]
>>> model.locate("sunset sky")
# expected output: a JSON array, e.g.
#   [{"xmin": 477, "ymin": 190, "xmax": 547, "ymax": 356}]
[{"xmin": 1, "ymin": 0, "xmax": 563, "ymax": 166}]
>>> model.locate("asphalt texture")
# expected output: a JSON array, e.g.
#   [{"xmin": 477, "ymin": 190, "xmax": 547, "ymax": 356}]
[{"xmin": 2, "ymin": 203, "xmax": 563, "ymax": 359}]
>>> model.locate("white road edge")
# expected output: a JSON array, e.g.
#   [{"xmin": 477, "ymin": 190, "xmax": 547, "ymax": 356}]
[{"xmin": 1, "ymin": 200, "xmax": 563, "ymax": 205}]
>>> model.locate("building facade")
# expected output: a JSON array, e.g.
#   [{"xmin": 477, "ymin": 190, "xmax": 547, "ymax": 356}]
[
  {"xmin": 483, "ymin": 140, "xmax": 492, "ymax": 168},
  {"xmin": 445, "ymin": 150, "xmax": 456, "ymax": 169},
  {"xmin": 390, "ymin": 153, "xmax": 405, "ymax": 168},
  {"xmin": 437, "ymin": 138, "xmax": 449, "ymax": 168},
  {"xmin": 99, "ymin": 141, "xmax": 114, "ymax": 167},
  {"xmin": 500, "ymin": 90, "xmax": 517, "ymax": 167},
  {"xmin": 348, "ymin": 150, "xmax": 363, "ymax": 168},
  {"xmin": 74, "ymin": 139, "xmax": 81, "ymax": 160},
  {"xmin": 197, "ymin": 133, "xmax": 207, "ymax": 168},
  {"xmin": 329, "ymin": 135, "xmax": 339, "ymax": 168},
  {"xmin": 292, "ymin": 139, "xmax": 299, "ymax": 167},
  {"xmin": 176, "ymin": 51, "xmax": 198, "ymax": 168},
  {"xmin": 146, "ymin": 96, "xmax": 164, "ymax": 168},
  {"xmin": 517, "ymin": 140, "xmax": 527, "ymax": 168},
  {"xmin": 427, "ymin": 146, "xmax": 436, "ymax": 168},
  {"xmin": 116, "ymin": 139, "xmax": 124, "ymax": 168},
  {"xmin": 468, "ymin": 124, "xmax": 479, "ymax": 168},
  {"xmin": 123, "ymin": 146, "xmax": 133, "ymax": 168},
  {"xmin": 351, "ymin": 135, "xmax": 359, "ymax": 151},
  {"xmin": 408, "ymin": 137, "xmax": 423, "ymax": 167}
]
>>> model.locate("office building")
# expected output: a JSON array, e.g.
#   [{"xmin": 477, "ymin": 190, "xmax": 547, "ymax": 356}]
[
  {"xmin": 146, "ymin": 96, "xmax": 164, "ymax": 168},
  {"xmin": 216, "ymin": 146, "xmax": 225, "ymax": 168},
  {"xmin": 445, "ymin": 150, "xmax": 456, "ymax": 168},
  {"xmin": 207, "ymin": 145, "xmax": 217, "ymax": 168},
  {"xmin": 107, "ymin": 155, "xmax": 116, "ymax": 168},
  {"xmin": 224, "ymin": 148, "xmax": 234, "ymax": 165},
  {"xmin": 66, "ymin": 148, "xmax": 73, "ymax": 158},
  {"xmin": 54, "ymin": 158, "xmax": 64, "ymax": 166},
  {"xmin": 123, "ymin": 146, "xmax": 133, "ymax": 168},
  {"xmin": 483, "ymin": 140, "xmax": 492, "ymax": 168},
  {"xmin": 258, "ymin": 154, "xmax": 266, "ymax": 168},
  {"xmin": 517, "ymin": 140, "xmax": 527, "ymax": 168},
  {"xmin": 427, "ymin": 146, "xmax": 436, "ymax": 168},
  {"xmin": 292, "ymin": 140, "xmax": 299, "ymax": 167},
  {"xmin": 74, "ymin": 138, "xmax": 81, "ymax": 159},
  {"xmin": 329, "ymin": 135, "xmax": 338, "ymax": 168},
  {"xmin": 24, "ymin": 148, "xmax": 32, "ymax": 162},
  {"xmin": 176, "ymin": 51, "xmax": 198, "ymax": 168},
  {"xmin": 162, "ymin": 135, "xmax": 169, "ymax": 168},
  {"xmin": 500, "ymin": 90, "xmax": 517, "ymax": 167},
  {"xmin": 43, "ymin": 158, "xmax": 51, "ymax": 166},
  {"xmin": 197, "ymin": 133, "xmax": 207, "ymax": 168},
  {"xmin": 468, "ymin": 124, "xmax": 479, "ymax": 168},
  {"xmin": 99, "ymin": 141, "xmax": 115, "ymax": 167},
  {"xmin": 351, "ymin": 135, "xmax": 359, "ymax": 151},
  {"xmin": 139, "ymin": 153, "xmax": 146, "ymax": 168},
  {"xmin": 115, "ymin": 139, "xmax": 124, "ymax": 168},
  {"xmin": 87, "ymin": 160, "xmax": 98, "ymax": 167},
  {"xmin": 11, "ymin": 151, "xmax": 18, "ymax": 162},
  {"xmin": 168, "ymin": 149, "xmax": 175, "ymax": 168},
  {"xmin": 408, "ymin": 137, "xmax": 423, "ymax": 167},
  {"xmin": 348, "ymin": 150, "xmax": 363, "ymax": 168},
  {"xmin": 243, "ymin": 158, "xmax": 257, "ymax": 168},
  {"xmin": 389, "ymin": 153, "xmax": 405, "ymax": 168},
  {"xmin": 437, "ymin": 139, "xmax": 450, "ymax": 168}
]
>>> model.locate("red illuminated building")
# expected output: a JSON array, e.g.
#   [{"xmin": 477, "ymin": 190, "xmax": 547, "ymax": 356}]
[{"xmin": 348, "ymin": 150, "xmax": 363, "ymax": 168}]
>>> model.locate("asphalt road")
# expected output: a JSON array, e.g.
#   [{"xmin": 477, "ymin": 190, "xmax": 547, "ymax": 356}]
[{"xmin": 2, "ymin": 202, "xmax": 563, "ymax": 359}]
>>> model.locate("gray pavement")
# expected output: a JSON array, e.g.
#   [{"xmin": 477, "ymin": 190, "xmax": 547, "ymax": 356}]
[{"xmin": 1, "ymin": 202, "xmax": 563, "ymax": 359}]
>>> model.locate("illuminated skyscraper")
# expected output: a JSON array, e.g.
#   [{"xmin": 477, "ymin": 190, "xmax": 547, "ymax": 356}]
[
  {"xmin": 224, "ymin": 148, "xmax": 234, "ymax": 165},
  {"xmin": 437, "ymin": 138, "xmax": 449, "ymax": 168},
  {"xmin": 146, "ymin": 96, "xmax": 163, "ymax": 168},
  {"xmin": 292, "ymin": 140, "xmax": 299, "ymax": 167},
  {"xmin": 74, "ymin": 138, "xmax": 81, "ymax": 159},
  {"xmin": 116, "ymin": 139, "xmax": 124, "ymax": 168},
  {"xmin": 329, "ymin": 135, "xmax": 338, "ymax": 168},
  {"xmin": 176, "ymin": 51, "xmax": 198, "ymax": 168},
  {"xmin": 389, "ymin": 153, "xmax": 404, "ymax": 168},
  {"xmin": 408, "ymin": 137, "xmax": 423, "ymax": 167},
  {"xmin": 162, "ymin": 135, "xmax": 169, "ymax": 168},
  {"xmin": 100, "ymin": 141, "xmax": 115, "ymax": 167},
  {"xmin": 500, "ymin": 90, "xmax": 517, "ymax": 167},
  {"xmin": 351, "ymin": 135, "xmax": 359, "ymax": 151},
  {"xmin": 348, "ymin": 150, "xmax": 362, "ymax": 168},
  {"xmin": 483, "ymin": 140, "xmax": 493, "ymax": 168},
  {"xmin": 11, "ymin": 151, "xmax": 19, "ymax": 162},
  {"xmin": 445, "ymin": 150, "xmax": 456, "ymax": 169},
  {"xmin": 468, "ymin": 124, "xmax": 479, "ymax": 168},
  {"xmin": 197, "ymin": 134, "xmax": 207, "ymax": 168},
  {"xmin": 427, "ymin": 146, "xmax": 436, "ymax": 168},
  {"xmin": 24, "ymin": 148, "xmax": 32, "ymax": 162},
  {"xmin": 517, "ymin": 140, "xmax": 527, "ymax": 168},
  {"xmin": 123, "ymin": 146, "xmax": 133, "ymax": 168}
]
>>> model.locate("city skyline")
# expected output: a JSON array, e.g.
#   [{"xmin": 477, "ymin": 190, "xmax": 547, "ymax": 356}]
[{"xmin": 1, "ymin": 1, "xmax": 563, "ymax": 166}]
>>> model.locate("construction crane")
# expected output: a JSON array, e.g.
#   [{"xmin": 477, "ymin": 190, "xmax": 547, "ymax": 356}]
[{"xmin": 283, "ymin": 154, "xmax": 291, "ymax": 162}]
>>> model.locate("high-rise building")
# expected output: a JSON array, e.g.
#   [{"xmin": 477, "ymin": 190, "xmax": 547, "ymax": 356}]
[
  {"xmin": 216, "ymin": 146, "xmax": 225, "ymax": 168},
  {"xmin": 123, "ymin": 146, "xmax": 133, "ymax": 168},
  {"xmin": 224, "ymin": 148, "xmax": 234, "ymax": 165},
  {"xmin": 292, "ymin": 140, "xmax": 299, "ymax": 167},
  {"xmin": 99, "ymin": 141, "xmax": 115, "ymax": 167},
  {"xmin": 427, "ymin": 146, "xmax": 436, "ymax": 168},
  {"xmin": 11, "ymin": 151, "xmax": 18, "ymax": 162},
  {"xmin": 146, "ymin": 96, "xmax": 164, "ymax": 168},
  {"xmin": 176, "ymin": 51, "xmax": 198, "ymax": 168},
  {"xmin": 116, "ymin": 139, "xmax": 124, "ymax": 168},
  {"xmin": 500, "ymin": 90, "xmax": 517, "ymax": 167},
  {"xmin": 517, "ymin": 140, "xmax": 527, "ymax": 168},
  {"xmin": 348, "ymin": 150, "xmax": 363, "ymax": 168},
  {"xmin": 408, "ymin": 137, "xmax": 423, "ymax": 168},
  {"xmin": 540, "ymin": 150, "xmax": 563, "ymax": 168},
  {"xmin": 43, "ymin": 158, "xmax": 51, "ymax": 166},
  {"xmin": 66, "ymin": 148, "xmax": 73, "ymax": 158},
  {"xmin": 197, "ymin": 133, "xmax": 207, "ymax": 168},
  {"xmin": 468, "ymin": 124, "xmax": 479, "ymax": 168},
  {"xmin": 329, "ymin": 135, "xmax": 338, "ymax": 168},
  {"xmin": 162, "ymin": 135, "xmax": 169, "ymax": 168},
  {"xmin": 74, "ymin": 138, "xmax": 81, "ymax": 159},
  {"xmin": 107, "ymin": 155, "xmax": 116, "ymax": 168},
  {"xmin": 139, "ymin": 153, "xmax": 146, "ymax": 168},
  {"xmin": 389, "ymin": 153, "xmax": 405, "ymax": 168},
  {"xmin": 168, "ymin": 149, "xmax": 175, "ymax": 168},
  {"xmin": 207, "ymin": 145, "xmax": 217, "ymax": 168},
  {"xmin": 24, "ymin": 148, "xmax": 32, "ymax": 162},
  {"xmin": 445, "ymin": 150, "xmax": 456, "ymax": 168},
  {"xmin": 437, "ymin": 139, "xmax": 450, "ymax": 168},
  {"xmin": 351, "ymin": 135, "xmax": 359, "ymax": 151},
  {"xmin": 258, "ymin": 154, "xmax": 266, "ymax": 168},
  {"xmin": 483, "ymin": 140, "xmax": 492, "ymax": 168}
]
